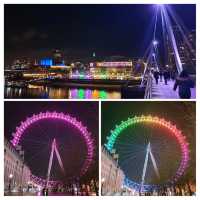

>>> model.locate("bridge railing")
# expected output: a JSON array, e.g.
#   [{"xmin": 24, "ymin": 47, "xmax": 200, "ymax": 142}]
[{"xmin": 144, "ymin": 73, "xmax": 153, "ymax": 99}]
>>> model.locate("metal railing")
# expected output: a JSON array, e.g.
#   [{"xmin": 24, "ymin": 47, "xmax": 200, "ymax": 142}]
[{"xmin": 144, "ymin": 73, "xmax": 153, "ymax": 99}]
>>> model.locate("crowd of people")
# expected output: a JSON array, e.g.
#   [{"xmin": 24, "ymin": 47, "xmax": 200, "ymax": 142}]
[
  {"xmin": 138, "ymin": 181, "xmax": 196, "ymax": 196},
  {"xmin": 152, "ymin": 68, "xmax": 194, "ymax": 99},
  {"xmin": 121, "ymin": 180, "xmax": 196, "ymax": 196},
  {"xmin": 153, "ymin": 68, "xmax": 172, "ymax": 85},
  {"xmin": 41, "ymin": 180, "xmax": 98, "ymax": 196}
]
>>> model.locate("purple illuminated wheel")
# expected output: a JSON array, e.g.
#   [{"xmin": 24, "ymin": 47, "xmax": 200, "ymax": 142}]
[{"xmin": 11, "ymin": 111, "xmax": 94, "ymax": 186}]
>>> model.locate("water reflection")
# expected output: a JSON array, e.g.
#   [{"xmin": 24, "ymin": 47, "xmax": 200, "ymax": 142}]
[
  {"xmin": 5, "ymin": 86, "xmax": 121, "ymax": 99},
  {"xmin": 69, "ymin": 88, "xmax": 120, "ymax": 99}
]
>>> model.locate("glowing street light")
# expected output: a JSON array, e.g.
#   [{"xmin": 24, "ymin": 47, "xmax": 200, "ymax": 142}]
[
  {"xmin": 9, "ymin": 174, "xmax": 13, "ymax": 179},
  {"xmin": 101, "ymin": 177, "xmax": 106, "ymax": 195},
  {"xmin": 8, "ymin": 174, "xmax": 13, "ymax": 192},
  {"xmin": 101, "ymin": 177, "xmax": 105, "ymax": 183},
  {"xmin": 153, "ymin": 40, "xmax": 158, "ymax": 46}
]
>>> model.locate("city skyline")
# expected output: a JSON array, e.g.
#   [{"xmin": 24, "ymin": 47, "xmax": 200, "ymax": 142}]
[{"xmin": 5, "ymin": 4, "xmax": 196, "ymax": 65}]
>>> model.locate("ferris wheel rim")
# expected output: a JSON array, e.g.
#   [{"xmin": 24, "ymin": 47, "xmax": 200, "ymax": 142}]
[
  {"xmin": 11, "ymin": 111, "xmax": 95, "ymax": 185},
  {"xmin": 105, "ymin": 115, "xmax": 189, "ymax": 188}
]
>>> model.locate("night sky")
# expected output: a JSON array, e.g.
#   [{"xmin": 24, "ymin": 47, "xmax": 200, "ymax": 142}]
[
  {"xmin": 4, "ymin": 4, "xmax": 196, "ymax": 65},
  {"xmin": 101, "ymin": 102, "xmax": 195, "ymax": 184},
  {"xmin": 5, "ymin": 101, "xmax": 99, "ymax": 182}
]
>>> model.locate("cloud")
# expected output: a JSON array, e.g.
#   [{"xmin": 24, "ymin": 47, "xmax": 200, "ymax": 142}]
[
  {"xmin": 23, "ymin": 29, "xmax": 37, "ymax": 40},
  {"xmin": 39, "ymin": 33, "xmax": 48, "ymax": 39},
  {"xmin": 10, "ymin": 29, "xmax": 48, "ymax": 44},
  {"xmin": 11, "ymin": 35, "xmax": 21, "ymax": 42}
]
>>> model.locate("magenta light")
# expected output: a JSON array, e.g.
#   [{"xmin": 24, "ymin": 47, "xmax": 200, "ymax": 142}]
[{"xmin": 11, "ymin": 111, "xmax": 95, "ymax": 185}]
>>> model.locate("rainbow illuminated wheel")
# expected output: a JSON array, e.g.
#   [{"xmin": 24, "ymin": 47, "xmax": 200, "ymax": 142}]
[
  {"xmin": 105, "ymin": 115, "xmax": 189, "ymax": 191},
  {"xmin": 11, "ymin": 111, "xmax": 95, "ymax": 187}
]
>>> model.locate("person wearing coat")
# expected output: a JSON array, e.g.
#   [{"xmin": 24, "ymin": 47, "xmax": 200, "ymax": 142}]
[
  {"xmin": 163, "ymin": 69, "xmax": 169, "ymax": 85},
  {"xmin": 173, "ymin": 70, "xmax": 193, "ymax": 99},
  {"xmin": 153, "ymin": 70, "xmax": 159, "ymax": 84}
]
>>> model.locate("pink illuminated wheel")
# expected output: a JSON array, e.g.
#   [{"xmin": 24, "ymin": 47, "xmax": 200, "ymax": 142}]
[
  {"xmin": 11, "ymin": 111, "xmax": 94, "ymax": 186},
  {"xmin": 105, "ymin": 115, "xmax": 189, "ymax": 189}
]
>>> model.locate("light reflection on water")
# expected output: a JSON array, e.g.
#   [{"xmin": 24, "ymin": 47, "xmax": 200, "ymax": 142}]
[{"xmin": 5, "ymin": 86, "xmax": 121, "ymax": 99}]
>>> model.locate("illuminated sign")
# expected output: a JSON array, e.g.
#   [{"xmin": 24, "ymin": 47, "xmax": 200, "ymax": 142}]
[{"xmin": 90, "ymin": 61, "xmax": 132, "ymax": 67}]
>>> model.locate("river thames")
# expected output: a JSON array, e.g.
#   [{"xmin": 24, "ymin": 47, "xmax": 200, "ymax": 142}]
[{"xmin": 5, "ymin": 86, "xmax": 121, "ymax": 99}]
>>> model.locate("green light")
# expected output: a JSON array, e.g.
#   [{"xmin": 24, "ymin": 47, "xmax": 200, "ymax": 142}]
[
  {"xmin": 79, "ymin": 73, "xmax": 84, "ymax": 79},
  {"xmin": 105, "ymin": 115, "xmax": 181, "ymax": 153},
  {"xmin": 78, "ymin": 89, "xmax": 85, "ymax": 99},
  {"xmin": 99, "ymin": 91, "xmax": 107, "ymax": 99},
  {"xmin": 105, "ymin": 116, "xmax": 154, "ymax": 152}
]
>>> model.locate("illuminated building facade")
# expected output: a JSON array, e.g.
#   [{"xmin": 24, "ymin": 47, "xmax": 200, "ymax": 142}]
[
  {"xmin": 167, "ymin": 26, "xmax": 196, "ymax": 73},
  {"xmin": 89, "ymin": 61, "xmax": 133, "ymax": 80},
  {"xmin": 53, "ymin": 49, "xmax": 64, "ymax": 65},
  {"xmin": 40, "ymin": 58, "xmax": 53, "ymax": 67},
  {"xmin": 101, "ymin": 146, "xmax": 125, "ymax": 195},
  {"xmin": 38, "ymin": 50, "xmax": 70, "ymax": 72},
  {"xmin": 10, "ymin": 58, "xmax": 32, "ymax": 70},
  {"xmin": 181, "ymin": 30, "xmax": 196, "ymax": 72},
  {"xmin": 70, "ymin": 61, "xmax": 144, "ymax": 80},
  {"xmin": 4, "ymin": 138, "xmax": 31, "ymax": 192}
]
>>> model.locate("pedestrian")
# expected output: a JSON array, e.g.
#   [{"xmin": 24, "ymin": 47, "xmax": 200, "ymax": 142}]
[
  {"xmin": 163, "ymin": 69, "xmax": 169, "ymax": 85},
  {"xmin": 153, "ymin": 70, "xmax": 159, "ymax": 84},
  {"xmin": 173, "ymin": 70, "xmax": 194, "ymax": 99},
  {"xmin": 42, "ymin": 188, "xmax": 45, "ymax": 196},
  {"xmin": 46, "ymin": 188, "xmax": 49, "ymax": 196},
  {"xmin": 159, "ymin": 70, "xmax": 163, "ymax": 82},
  {"xmin": 171, "ymin": 69, "xmax": 176, "ymax": 80}
]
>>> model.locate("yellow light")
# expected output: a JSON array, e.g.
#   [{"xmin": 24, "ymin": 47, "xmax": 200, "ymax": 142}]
[
  {"xmin": 23, "ymin": 73, "xmax": 47, "ymax": 78},
  {"xmin": 28, "ymin": 84, "xmax": 44, "ymax": 89},
  {"xmin": 50, "ymin": 65, "xmax": 69, "ymax": 69}
]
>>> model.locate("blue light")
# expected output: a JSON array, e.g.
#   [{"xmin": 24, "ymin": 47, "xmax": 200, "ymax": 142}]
[{"xmin": 40, "ymin": 58, "xmax": 53, "ymax": 67}]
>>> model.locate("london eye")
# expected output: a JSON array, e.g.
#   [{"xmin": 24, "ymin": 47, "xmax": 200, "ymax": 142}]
[
  {"xmin": 11, "ymin": 111, "xmax": 95, "ymax": 188},
  {"xmin": 105, "ymin": 115, "xmax": 189, "ymax": 192}
]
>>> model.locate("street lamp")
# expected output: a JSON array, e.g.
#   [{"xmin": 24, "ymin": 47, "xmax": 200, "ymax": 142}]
[
  {"xmin": 101, "ymin": 177, "xmax": 105, "ymax": 195},
  {"xmin": 8, "ymin": 174, "xmax": 13, "ymax": 192},
  {"xmin": 121, "ymin": 185, "xmax": 124, "ymax": 196},
  {"xmin": 9, "ymin": 174, "xmax": 13, "ymax": 179},
  {"xmin": 153, "ymin": 40, "xmax": 158, "ymax": 46}
]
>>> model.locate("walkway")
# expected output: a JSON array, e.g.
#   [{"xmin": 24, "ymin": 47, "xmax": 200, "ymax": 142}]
[{"xmin": 151, "ymin": 79, "xmax": 196, "ymax": 99}]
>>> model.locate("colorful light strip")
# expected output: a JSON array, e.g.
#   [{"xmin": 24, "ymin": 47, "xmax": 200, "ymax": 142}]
[
  {"xmin": 90, "ymin": 61, "xmax": 133, "ymax": 67},
  {"xmin": 105, "ymin": 115, "xmax": 189, "ymax": 186},
  {"xmin": 11, "ymin": 111, "xmax": 95, "ymax": 185}
]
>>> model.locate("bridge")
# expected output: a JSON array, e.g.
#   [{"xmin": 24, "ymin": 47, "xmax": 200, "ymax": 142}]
[
  {"xmin": 144, "ymin": 74, "xmax": 196, "ymax": 99},
  {"xmin": 151, "ymin": 79, "xmax": 196, "ymax": 99},
  {"xmin": 141, "ymin": 5, "xmax": 196, "ymax": 99}
]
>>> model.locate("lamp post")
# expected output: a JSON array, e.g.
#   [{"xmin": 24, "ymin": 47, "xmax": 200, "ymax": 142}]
[
  {"xmin": 101, "ymin": 177, "xmax": 105, "ymax": 195},
  {"xmin": 8, "ymin": 174, "xmax": 13, "ymax": 192}
]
